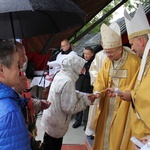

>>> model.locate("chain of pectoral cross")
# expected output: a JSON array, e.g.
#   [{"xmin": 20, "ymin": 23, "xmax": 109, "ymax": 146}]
[{"xmin": 109, "ymin": 64, "xmax": 121, "ymax": 88}]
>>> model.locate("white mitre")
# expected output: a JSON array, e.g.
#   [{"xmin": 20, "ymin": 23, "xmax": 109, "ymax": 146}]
[
  {"xmin": 124, "ymin": 4, "xmax": 150, "ymax": 40},
  {"xmin": 100, "ymin": 22, "xmax": 122, "ymax": 49}
]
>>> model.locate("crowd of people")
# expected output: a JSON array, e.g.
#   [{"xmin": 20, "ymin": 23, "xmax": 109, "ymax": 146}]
[{"xmin": 0, "ymin": 3, "xmax": 149, "ymax": 150}]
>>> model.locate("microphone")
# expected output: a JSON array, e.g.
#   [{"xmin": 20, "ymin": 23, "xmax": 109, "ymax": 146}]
[
  {"xmin": 55, "ymin": 48, "xmax": 62, "ymax": 55},
  {"xmin": 49, "ymin": 49, "xmax": 61, "ymax": 61}
]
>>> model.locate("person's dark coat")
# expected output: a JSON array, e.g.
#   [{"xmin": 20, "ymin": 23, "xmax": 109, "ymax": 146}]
[{"xmin": 76, "ymin": 55, "xmax": 95, "ymax": 93}]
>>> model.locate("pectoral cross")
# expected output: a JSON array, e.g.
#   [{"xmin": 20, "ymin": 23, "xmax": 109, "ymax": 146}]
[{"xmin": 109, "ymin": 78, "xmax": 113, "ymax": 88}]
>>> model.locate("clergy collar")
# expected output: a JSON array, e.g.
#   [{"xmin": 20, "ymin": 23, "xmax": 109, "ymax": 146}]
[{"xmin": 61, "ymin": 48, "xmax": 72, "ymax": 54}]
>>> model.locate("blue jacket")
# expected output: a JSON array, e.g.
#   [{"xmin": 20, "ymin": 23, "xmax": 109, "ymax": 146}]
[{"xmin": 0, "ymin": 83, "xmax": 31, "ymax": 150}]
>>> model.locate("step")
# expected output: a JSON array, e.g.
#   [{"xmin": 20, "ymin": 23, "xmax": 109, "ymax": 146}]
[
  {"xmin": 62, "ymin": 135, "xmax": 94, "ymax": 150},
  {"xmin": 62, "ymin": 144, "xmax": 87, "ymax": 150}
]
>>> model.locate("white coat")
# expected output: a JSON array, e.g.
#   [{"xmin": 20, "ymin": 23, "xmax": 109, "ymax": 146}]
[{"xmin": 41, "ymin": 55, "xmax": 91, "ymax": 138}]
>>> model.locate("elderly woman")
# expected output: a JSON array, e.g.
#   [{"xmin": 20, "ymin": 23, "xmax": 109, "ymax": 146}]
[{"xmin": 41, "ymin": 55, "xmax": 95, "ymax": 150}]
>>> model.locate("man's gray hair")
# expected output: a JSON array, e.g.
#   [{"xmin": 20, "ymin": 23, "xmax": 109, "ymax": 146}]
[{"xmin": 0, "ymin": 40, "xmax": 16, "ymax": 68}]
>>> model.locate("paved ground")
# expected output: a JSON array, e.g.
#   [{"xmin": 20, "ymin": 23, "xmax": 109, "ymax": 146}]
[{"xmin": 36, "ymin": 114, "xmax": 86, "ymax": 144}]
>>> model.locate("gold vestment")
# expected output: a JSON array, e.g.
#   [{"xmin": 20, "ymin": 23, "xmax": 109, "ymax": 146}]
[
  {"xmin": 130, "ymin": 58, "xmax": 150, "ymax": 138},
  {"xmin": 92, "ymin": 49, "xmax": 141, "ymax": 150}
]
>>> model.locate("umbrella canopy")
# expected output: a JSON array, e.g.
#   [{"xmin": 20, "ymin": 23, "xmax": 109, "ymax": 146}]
[{"xmin": 0, "ymin": 0, "xmax": 86, "ymax": 39}]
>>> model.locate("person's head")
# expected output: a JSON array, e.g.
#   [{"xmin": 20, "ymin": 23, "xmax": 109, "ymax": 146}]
[
  {"xmin": 124, "ymin": 4, "xmax": 150, "ymax": 57},
  {"xmin": 83, "ymin": 46, "xmax": 94, "ymax": 61},
  {"xmin": 129, "ymin": 35, "xmax": 148, "ymax": 57},
  {"xmin": 60, "ymin": 39, "xmax": 71, "ymax": 52},
  {"xmin": 0, "ymin": 40, "xmax": 20, "ymax": 87},
  {"xmin": 16, "ymin": 41, "xmax": 27, "ymax": 69},
  {"xmin": 61, "ymin": 55, "xmax": 86, "ymax": 80},
  {"xmin": 101, "ymin": 22, "xmax": 123, "ymax": 61}
]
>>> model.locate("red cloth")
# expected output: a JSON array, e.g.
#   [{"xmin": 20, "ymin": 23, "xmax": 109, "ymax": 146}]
[{"xmin": 26, "ymin": 52, "xmax": 50, "ymax": 70}]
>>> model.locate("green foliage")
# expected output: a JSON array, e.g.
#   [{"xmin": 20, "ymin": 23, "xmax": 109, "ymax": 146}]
[
  {"xmin": 124, "ymin": 0, "xmax": 149, "ymax": 10},
  {"xmin": 74, "ymin": 0, "xmax": 122, "ymax": 37},
  {"xmin": 71, "ymin": 0, "xmax": 149, "ymax": 44}
]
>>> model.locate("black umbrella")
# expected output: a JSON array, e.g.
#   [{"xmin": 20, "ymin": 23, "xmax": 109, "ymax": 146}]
[{"xmin": 0, "ymin": 0, "xmax": 86, "ymax": 39}]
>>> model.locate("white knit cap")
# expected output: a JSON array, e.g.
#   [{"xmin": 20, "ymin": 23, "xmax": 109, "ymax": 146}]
[
  {"xmin": 100, "ymin": 22, "xmax": 122, "ymax": 49},
  {"xmin": 124, "ymin": 4, "xmax": 150, "ymax": 40}
]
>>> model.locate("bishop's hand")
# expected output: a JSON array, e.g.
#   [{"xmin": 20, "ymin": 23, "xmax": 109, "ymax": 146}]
[{"xmin": 106, "ymin": 88, "xmax": 116, "ymax": 97}]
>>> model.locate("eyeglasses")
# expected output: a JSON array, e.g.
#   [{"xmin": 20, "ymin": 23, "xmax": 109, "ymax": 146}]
[
  {"xmin": 104, "ymin": 47, "xmax": 120, "ymax": 55},
  {"xmin": 104, "ymin": 51, "xmax": 115, "ymax": 55}
]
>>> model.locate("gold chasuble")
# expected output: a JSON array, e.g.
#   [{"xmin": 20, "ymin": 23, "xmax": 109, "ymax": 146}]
[
  {"xmin": 130, "ymin": 57, "xmax": 150, "ymax": 139},
  {"xmin": 92, "ymin": 49, "xmax": 141, "ymax": 150}
]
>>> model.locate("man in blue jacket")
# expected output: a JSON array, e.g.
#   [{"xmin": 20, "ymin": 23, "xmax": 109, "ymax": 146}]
[{"xmin": 0, "ymin": 40, "xmax": 30, "ymax": 150}]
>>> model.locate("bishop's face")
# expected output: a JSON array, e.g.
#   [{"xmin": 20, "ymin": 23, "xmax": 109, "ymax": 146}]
[
  {"xmin": 129, "ymin": 37, "xmax": 144, "ymax": 58},
  {"xmin": 104, "ymin": 47, "xmax": 122, "ymax": 61}
]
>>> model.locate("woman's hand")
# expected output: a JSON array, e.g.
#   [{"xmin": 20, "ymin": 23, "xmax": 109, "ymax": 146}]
[
  {"xmin": 88, "ymin": 93, "xmax": 101, "ymax": 104},
  {"xmin": 40, "ymin": 100, "xmax": 51, "ymax": 110}
]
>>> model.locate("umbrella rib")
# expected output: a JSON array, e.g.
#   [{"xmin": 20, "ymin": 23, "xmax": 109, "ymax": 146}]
[
  {"xmin": 10, "ymin": 12, "xmax": 24, "ymax": 39},
  {"xmin": 16, "ymin": 14, "xmax": 24, "ymax": 38},
  {"xmin": 10, "ymin": 12, "xmax": 16, "ymax": 40}
]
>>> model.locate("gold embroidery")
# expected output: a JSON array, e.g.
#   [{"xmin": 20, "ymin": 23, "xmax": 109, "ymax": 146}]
[
  {"xmin": 109, "ymin": 69, "xmax": 127, "ymax": 78},
  {"xmin": 109, "ymin": 49, "xmax": 128, "ymax": 87},
  {"xmin": 128, "ymin": 29, "xmax": 150, "ymax": 40}
]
